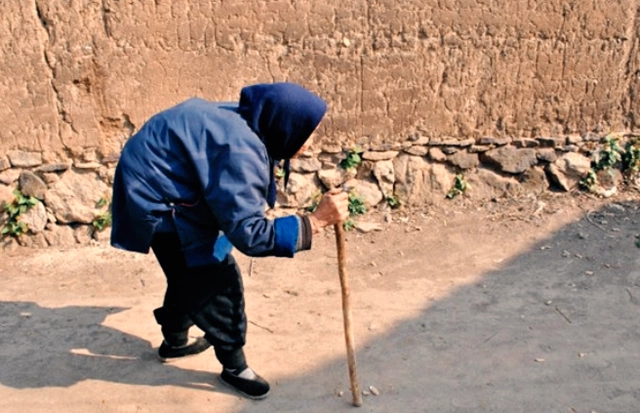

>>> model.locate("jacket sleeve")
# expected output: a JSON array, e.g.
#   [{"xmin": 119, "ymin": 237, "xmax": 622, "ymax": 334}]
[{"xmin": 202, "ymin": 145, "xmax": 302, "ymax": 257}]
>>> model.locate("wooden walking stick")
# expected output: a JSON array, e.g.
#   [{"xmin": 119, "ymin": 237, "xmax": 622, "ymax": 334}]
[{"xmin": 334, "ymin": 222, "xmax": 363, "ymax": 407}]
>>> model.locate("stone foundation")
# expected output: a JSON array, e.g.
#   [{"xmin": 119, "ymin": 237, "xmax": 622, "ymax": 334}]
[{"xmin": 2, "ymin": 131, "xmax": 638, "ymax": 249}]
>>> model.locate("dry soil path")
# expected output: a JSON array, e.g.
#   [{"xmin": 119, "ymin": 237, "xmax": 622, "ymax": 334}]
[{"xmin": 1, "ymin": 192, "xmax": 639, "ymax": 413}]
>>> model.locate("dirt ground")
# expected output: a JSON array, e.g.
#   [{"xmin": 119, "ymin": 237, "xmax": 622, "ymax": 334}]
[{"xmin": 1, "ymin": 191, "xmax": 640, "ymax": 413}]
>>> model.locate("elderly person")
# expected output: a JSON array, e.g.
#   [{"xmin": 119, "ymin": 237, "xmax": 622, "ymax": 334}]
[{"xmin": 110, "ymin": 82, "xmax": 349, "ymax": 399}]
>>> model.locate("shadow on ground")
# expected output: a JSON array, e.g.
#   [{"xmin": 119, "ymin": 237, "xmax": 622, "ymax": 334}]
[
  {"xmin": 0, "ymin": 302, "xmax": 219, "ymax": 392},
  {"xmin": 236, "ymin": 201, "xmax": 640, "ymax": 412}
]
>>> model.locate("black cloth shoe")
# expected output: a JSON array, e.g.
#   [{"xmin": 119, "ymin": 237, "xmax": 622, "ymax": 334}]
[
  {"xmin": 219, "ymin": 367, "xmax": 270, "ymax": 400},
  {"xmin": 158, "ymin": 337, "xmax": 211, "ymax": 362}
]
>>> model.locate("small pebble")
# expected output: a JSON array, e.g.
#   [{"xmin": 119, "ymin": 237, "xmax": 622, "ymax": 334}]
[
  {"xmin": 606, "ymin": 203, "xmax": 625, "ymax": 213},
  {"xmin": 369, "ymin": 385, "xmax": 380, "ymax": 396}
]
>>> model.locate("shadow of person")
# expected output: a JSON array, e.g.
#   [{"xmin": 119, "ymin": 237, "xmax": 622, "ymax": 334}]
[{"xmin": 0, "ymin": 301, "xmax": 229, "ymax": 393}]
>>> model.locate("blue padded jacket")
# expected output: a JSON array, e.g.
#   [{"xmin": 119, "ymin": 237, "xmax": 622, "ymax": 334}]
[{"xmin": 110, "ymin": 83, "xmax": 327, "ymax": 266}]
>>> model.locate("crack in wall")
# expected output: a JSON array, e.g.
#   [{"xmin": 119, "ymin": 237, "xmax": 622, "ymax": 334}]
[
  {"xmin": 34, "ymin": 0, "xmax": 75, "ymax": 152},
  {"xmin": 557, "ymin": 4, "xmax": 570, "ymax": 81},
  {"xmin": 360, "ymin": 0, "xmax": 371, "ymax": 137},
  {"xmin": 623, "ymin": 4, "xmax": 640, "ymax": 128},
  {"xmin": 34, "ymin": 0, "xmax": 50, "ymax": 41},
  {"xmin": 101, "ymin": 0, "xmax": 112, "ymax": 38}
]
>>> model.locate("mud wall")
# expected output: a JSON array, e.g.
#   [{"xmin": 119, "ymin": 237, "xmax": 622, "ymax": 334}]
[{"xmin": 2, "ymin": 0, "xmax": 640, "ymax": 161}]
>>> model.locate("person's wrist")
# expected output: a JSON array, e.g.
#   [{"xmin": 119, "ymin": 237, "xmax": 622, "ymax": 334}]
[{"xmin": 308, "ymin": 213, "xmax": 323, "ymax": 234}]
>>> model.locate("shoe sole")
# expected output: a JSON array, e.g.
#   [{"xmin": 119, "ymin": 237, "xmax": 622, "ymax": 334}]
[
  {"xmin": 218, "ymin": 375, "xmax": 270, "ymax": 400},
  {"xmin": 157, "ymin": 337, "xmax": 211, "ymax": 363},
  {"xmin": 157, "ymin": 353, "xmax": 201, "ymax": 363}
]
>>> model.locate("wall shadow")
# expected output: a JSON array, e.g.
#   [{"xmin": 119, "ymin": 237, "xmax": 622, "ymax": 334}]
[{"xmin": 236, "ymin": 201, "xmax": 640, "ymax": 412}]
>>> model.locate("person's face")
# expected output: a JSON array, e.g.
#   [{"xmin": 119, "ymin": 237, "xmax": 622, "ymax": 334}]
[{"xmin": 292, "ymin": 134, "xmax": 315, "ymax": 159}]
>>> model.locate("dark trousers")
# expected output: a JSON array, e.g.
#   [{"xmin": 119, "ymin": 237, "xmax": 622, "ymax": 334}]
[{"xmin": 150, "ymin": 232, "xmax": 247, "ymax": 362}]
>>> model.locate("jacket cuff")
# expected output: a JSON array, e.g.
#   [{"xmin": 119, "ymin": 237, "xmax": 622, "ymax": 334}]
[
  {"xmin": 273, "ymin": 215, "xmax": 300, "ymax": 257},
  {"xmin": 296, "ymin": 215, "xmax": 313, "ymax": 251}
]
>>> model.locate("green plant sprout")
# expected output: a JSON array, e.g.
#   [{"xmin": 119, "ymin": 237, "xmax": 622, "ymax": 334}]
[
  {"xmin": 92, "ymin": 211, "xmax": 112, "ymax": 231},
  {"xmin": 446, "ymin": 174, "xmax": 470, "ymax": 199},
  {"xmin": 96, "ymin": 197, "xmax": 109, "ymax": 208},
  {"xmin": 580, "ymin": 134, "xmax": 630, "ymax": 191},
  {"xmin": 347, "ymin": 191, "xmax": 367, "ymax": 216},
  {"xmin": 343, "ymin": 219, "xmax": 357, "ymax": 231},
  {"xmin": 1, "ymin": 189, "xmax": 40, "ymax": 238},
  {"xmin": 622, "ymin": 137, "xmax": 640, "ymax": 175},
  {"xmin": 344, "ymin": 191, "xmax": 367, "ymax": 231},
  {"xmin": 92, "ymin": 195, "xmax": 112, "ymax": 232},
  {"xmin": 595, "ymin": 135, "xmax": 623, "ymax": 170},
  {"xmin": 340, "ymin": 146, "xmax": 364, "ymax": 170},
  {"xmin": 386, "ymin": 194, "xmax": 402, "ymax": 209},
  {"xmin": 579, "ymin": 169, "xmax": 598, "ymax": 191}
]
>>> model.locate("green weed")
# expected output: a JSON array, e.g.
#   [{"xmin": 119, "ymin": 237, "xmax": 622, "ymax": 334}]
[
  {"xmin": 344, "ymin": 219, "xmax": 357, "ymax": 231},
  {"xmin": 1, "ymin": 190, "xmax": 40, "ymax": 238},
  {"xmin": 92, "ymin": 195, "xmax": 112, "ymax": 232},
  {"xmin": 594, "ymin": 135, "xmax": 623, "ymax": 170},
  {"xmin": 579, "ymin": 169, "xmax": 598, "ymax": 191},
  {"xmin": 340, "ymin": 146, "xmax": 364, "ymax": 170},
  {"xmin": 96, "ymin": 197, "xmax": 109, "ymax": 208},
  {"xmin": 386, "ymin": 194, "xmax": 402, "ymax": 209},
  {"xmin": 446, "ymin": 174, "xmax": 470, "ymax": 199},
  {"xmin": 347, "ymin": 191, "xmax": 367, "ymax": 217},
  {"xmin": 92, "ymin": 211, "xmax": 112, "ymax": 232},
  {"xmin": 344, "ymin": 191, "xmax": 367, "ymax": 231},
  {"xmin": 581, "ymin": 134, "xmax": 630, "ymax": 191},
  {"xmin": 623, "ymin": 137, "xmax": 640, "ymax": 175}
]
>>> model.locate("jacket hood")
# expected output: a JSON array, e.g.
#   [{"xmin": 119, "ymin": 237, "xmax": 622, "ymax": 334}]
[{"xmin": 238, "ymin": 82, "xmax": 327, "ymax": 160}]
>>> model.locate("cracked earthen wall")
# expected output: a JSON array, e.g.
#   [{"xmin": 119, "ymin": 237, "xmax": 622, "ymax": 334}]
[{"xmin": 2, "ymin": 1, "xmax": 640, "ymax": 161}]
